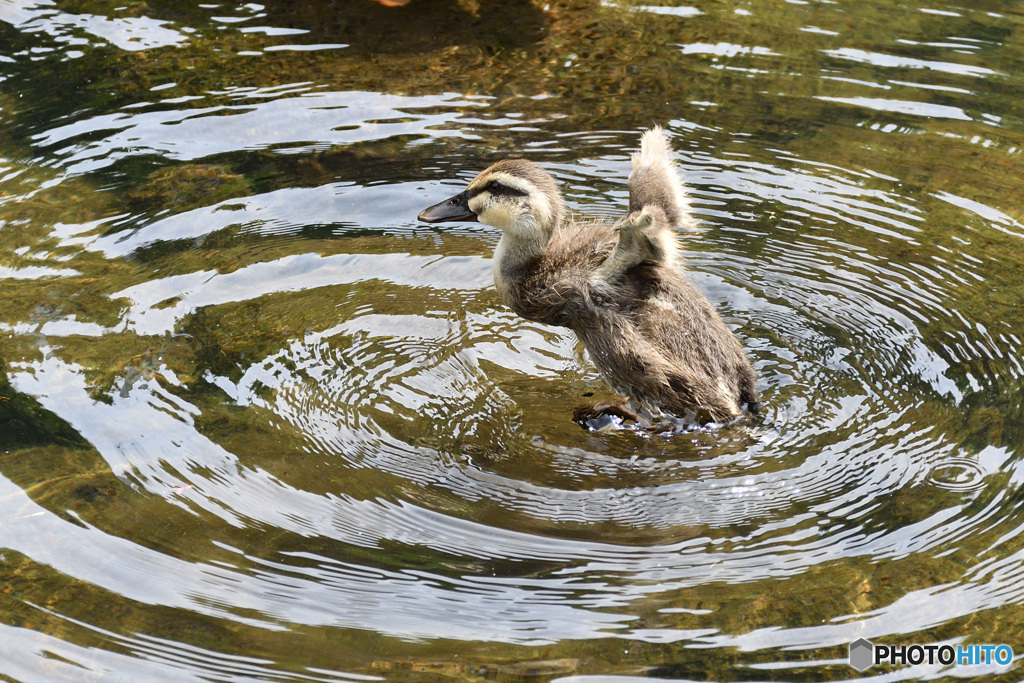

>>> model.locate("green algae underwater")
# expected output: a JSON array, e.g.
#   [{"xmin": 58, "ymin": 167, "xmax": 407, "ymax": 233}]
[{"xmin": 1, "ymin": 0, "xmax": 1024, "ymax": 680}]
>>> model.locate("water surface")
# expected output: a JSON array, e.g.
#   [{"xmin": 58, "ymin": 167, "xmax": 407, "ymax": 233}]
[{"xmin": 1, "ymin": 0, "xmax": 1024, "ymax": 680}]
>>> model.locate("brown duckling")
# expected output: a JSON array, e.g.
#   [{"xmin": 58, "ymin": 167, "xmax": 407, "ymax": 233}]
[{"xmin": 418, "ymin": 127, "xmax": 758, "ymax": 424}]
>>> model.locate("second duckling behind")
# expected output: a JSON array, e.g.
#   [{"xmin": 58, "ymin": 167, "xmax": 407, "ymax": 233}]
[{"xmin": 418, "ymin": 127, "xmax": 759, "ymax": 424}]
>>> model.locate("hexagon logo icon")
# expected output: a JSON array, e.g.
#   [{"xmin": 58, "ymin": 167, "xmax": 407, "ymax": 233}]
[{"xmin": 849, "ymin": 638, "xmax": 874, "ymax": 671}]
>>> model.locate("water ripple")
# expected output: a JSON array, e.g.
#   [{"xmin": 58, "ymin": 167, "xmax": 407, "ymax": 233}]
[{"xmin": 32, "ymin": 91, "xmax": 488, "ymax": 175}]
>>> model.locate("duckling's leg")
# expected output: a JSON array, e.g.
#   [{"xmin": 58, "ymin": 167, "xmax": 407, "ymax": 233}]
[
  {"xmin": 573, "ymin": 400, "xmax": 673, "ymax": 432},
  {"xmin": 573, "ymin": 401, "xmax": 645, "ymax": 429}
]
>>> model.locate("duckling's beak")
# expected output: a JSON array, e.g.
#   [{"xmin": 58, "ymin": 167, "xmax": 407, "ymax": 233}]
[{"xmin": 417, "ymin": 190, "xmax": 478, "ymax": 223}]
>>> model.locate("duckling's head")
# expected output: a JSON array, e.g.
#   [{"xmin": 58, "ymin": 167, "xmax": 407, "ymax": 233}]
[{"xmin": 418, "ymin": 159, "xmax": 565, "ymax": 252}]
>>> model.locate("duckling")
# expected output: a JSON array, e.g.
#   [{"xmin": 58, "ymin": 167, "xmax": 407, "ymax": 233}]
[{"xmin": 418, "ymin": 127, "xmax": 758, "ymax": 424}]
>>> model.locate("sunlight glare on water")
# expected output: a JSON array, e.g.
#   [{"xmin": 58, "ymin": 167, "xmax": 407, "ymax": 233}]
[{"xmin": 1, "ymin": 0, "xmax": 1024, "ymax": 681}]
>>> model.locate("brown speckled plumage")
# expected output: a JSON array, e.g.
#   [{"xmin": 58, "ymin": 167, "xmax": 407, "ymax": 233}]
[{"xmin": 418, "ymin": 127, "xmax": 758, "ymax": 422}]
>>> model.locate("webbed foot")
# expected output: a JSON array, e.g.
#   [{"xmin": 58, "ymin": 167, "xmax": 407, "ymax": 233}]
[{"xmin": 573, "ymin": 401, "xmax": 673, "ymax": 433}]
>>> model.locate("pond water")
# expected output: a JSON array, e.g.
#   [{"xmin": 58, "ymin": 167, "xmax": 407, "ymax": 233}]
[{"xmin": 2, "ymin": 0, "xmax": 1024, "ymax": 680}]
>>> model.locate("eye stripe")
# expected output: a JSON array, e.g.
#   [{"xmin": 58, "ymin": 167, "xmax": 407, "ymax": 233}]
[
  {"xmin": 491, "ymin": 182, "xmax": 529, "ymax": 197},
  {"xmin": 469, "ymin": 181, "xmax": 529, "ymax": 199}
]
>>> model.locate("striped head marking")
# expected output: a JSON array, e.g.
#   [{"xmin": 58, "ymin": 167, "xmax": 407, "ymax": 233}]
[{"xmin": 466, "ymin": 159, "xmax": 565, "ymax": 238}]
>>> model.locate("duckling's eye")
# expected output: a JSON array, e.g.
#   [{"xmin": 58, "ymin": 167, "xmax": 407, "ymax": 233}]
[{"xmin": 488, "ymin": 181, "xmax": 502, "ymax": 192}]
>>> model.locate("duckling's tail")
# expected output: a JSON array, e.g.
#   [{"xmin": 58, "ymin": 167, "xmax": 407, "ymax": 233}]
[{"xmin": 628, "ymin": 126, "xmax": 696, "ymax": 231}]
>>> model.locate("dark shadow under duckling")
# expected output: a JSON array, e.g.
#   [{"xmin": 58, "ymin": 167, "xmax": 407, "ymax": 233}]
[{"xmin": 418, "ymin": 127, "xmax": 759, "ymax": 424}]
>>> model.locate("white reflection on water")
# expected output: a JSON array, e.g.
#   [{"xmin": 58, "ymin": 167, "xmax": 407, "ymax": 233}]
[
  {"xmin": 934, "ymin": 190, "xmax": 1024, "ymax": 239},
  {"xmin": 679, "ymin": 42, "xmax": 781, "ymax": 58},
  {"xmin": 0, "ymin": 0, "xmax": 188, "ymax": 51},
  {"xmin": 84, "ymin": 182, "xmax": 445, "ymax": 256},
  {"xmin": 822, "ymin": 47, "xmax": 1000, "ymax": 78},
  {"xmin": 0, "ymin": 264, "xmax": 79, "ymax": 278},
  {"xmin": 110, "ymin": 251, "xmax": 491, "ymax": 336},
  {"xmin": 815, "ymin": 96, "xmax": 973, "ymax": 121},
  {"xmin": 0, "ymin": 618, "xmax": 242, "ymax": 683},
  {"xmin": 32, "ymin": 91, "xmax": 491, "ymax": 175}
]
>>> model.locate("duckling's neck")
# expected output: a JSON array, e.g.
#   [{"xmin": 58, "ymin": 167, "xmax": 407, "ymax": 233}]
[{"xmin": 492, "ymin": 216, "xmax": 550, "ymax": 303}]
